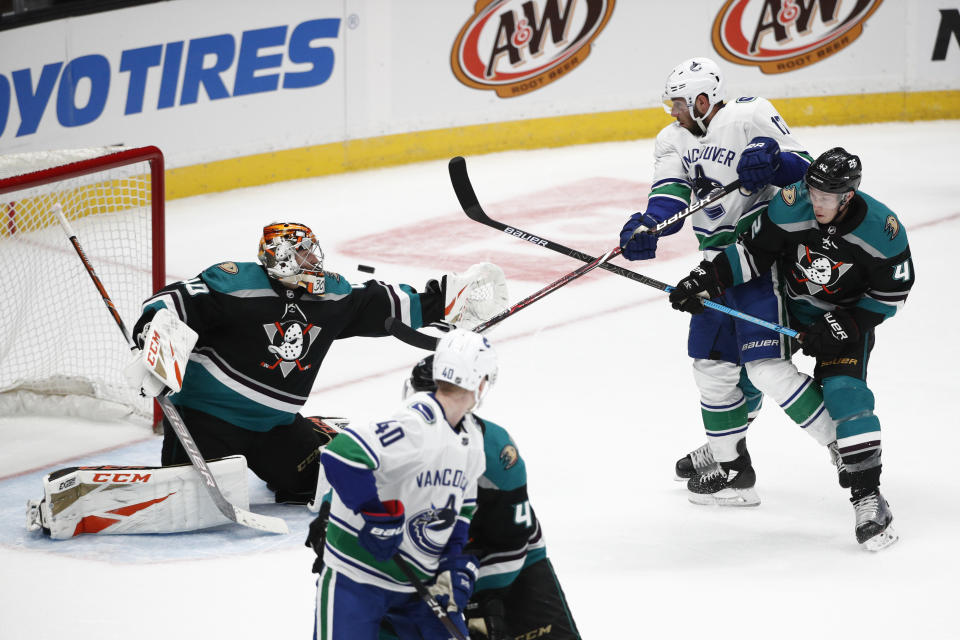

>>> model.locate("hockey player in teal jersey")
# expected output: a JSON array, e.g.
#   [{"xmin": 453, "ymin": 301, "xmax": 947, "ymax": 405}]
[
  {"xmin": 128, "ymin": 222, "xmax": 507, "ymax": 504},
  {"xmin": 313, "ymin": 330, "xmax": 496, "ymax": 639},
  {"xmin": 669, "ymin": 148, "xmax": 911, "ymax": 550},
  {"xmin": 401, "ymin": 355, "xmax": 581, "ymax": 640}
]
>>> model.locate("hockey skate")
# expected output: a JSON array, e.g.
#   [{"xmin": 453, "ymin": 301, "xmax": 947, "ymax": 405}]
[
  {"xmin": 851, "ymin": 489, "xmax": 898, "ymax": 551},
  {"xmin": 26, "ymin": 499, "xmax": 45, "ymax": 533},
  {"xmin": 674, "ymin": 442, "xmax": 715, "ymax": 481},
  {"xmin": 687, "ymin": 439, "xmax": 760, "ymax": 507}
]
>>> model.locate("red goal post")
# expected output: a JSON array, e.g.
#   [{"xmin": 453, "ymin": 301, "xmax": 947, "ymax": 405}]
[{"xmin": 0, "ymin": 146, "xmax": 165, "ymax": 425}]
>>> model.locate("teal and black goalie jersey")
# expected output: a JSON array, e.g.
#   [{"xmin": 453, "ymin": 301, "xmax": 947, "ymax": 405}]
[{"xmin": 133, "ymin": 262, "xmax": 443, "ymax": 430}]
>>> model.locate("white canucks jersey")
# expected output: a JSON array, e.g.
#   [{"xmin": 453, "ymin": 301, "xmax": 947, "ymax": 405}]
[
  {"xmin": 321, "ymin": 391, "xmax": 486, "ymax": 592},
  {"xmin": 651, "ymin": 97, "xmax": 809, "ymax": 256}
]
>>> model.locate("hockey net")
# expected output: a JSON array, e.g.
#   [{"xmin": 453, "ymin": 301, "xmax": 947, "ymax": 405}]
[{"xmin": 0, "ymin": 146, "xmax": 165, "ymax": 424}]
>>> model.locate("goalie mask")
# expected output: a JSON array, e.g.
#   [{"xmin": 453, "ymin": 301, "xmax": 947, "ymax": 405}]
[
  {"xmin": 258, "ymin": 222, "xmax": 325, "ymax": 294},
  {"xmin": 662, "ymin": 57, "xmax": 725, "ymax": 135}
]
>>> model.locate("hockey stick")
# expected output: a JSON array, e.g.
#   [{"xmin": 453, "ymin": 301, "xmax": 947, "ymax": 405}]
[
  {"xmin": 448, "ymin": 156, "xmax": 800, "ymax": 339},
  {"xmin": 54, "ymin": 204, "xmax": 289, "ymax": 535},
  {"xmin": 394, "ymin": 556, "xmax": 468, "ymax": 640},
  {"xmin": 384, "ymin": 242, "xmax": 622, "ymax": 351},
  {"xmin": 385, "ymin": 318, "xmax": 442, "ymax": 350}
]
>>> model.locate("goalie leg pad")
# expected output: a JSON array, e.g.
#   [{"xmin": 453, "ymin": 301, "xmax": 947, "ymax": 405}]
[{"xmin": 28, "ymin": 456, "xmax": 250, "ymax": 539}]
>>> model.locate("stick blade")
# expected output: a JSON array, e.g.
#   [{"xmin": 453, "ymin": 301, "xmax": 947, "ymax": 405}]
[
  {"xmin": 448, "ymin": 156, "xmax": 487, "ymax": 222},
  {"xmin": 231, "ymin": 506, "xmax": 290, "ymax": 534},
  {"xmin": 385, "ymin": 317, "xmax": 439, "ymax": 350}
]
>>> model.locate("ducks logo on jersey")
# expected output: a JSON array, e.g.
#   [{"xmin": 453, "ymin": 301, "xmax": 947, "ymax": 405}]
[
  {"xmin": 884, "ymin": 215, "xmax": 900, "ymax": 240},
  {"xmin": 499, "ymin": 444, "xmax": 519, "ymax": 470},
  {"xmin": 780, "ymin": 185, "xmax": 797, "ymax": 206},
  {"xmin": 793, "ymin": 245, "xmax": 852, "ymax": 295},
  {"xmin": 260, "ymin": 303, "xmax": 322, "ymax": 377}
]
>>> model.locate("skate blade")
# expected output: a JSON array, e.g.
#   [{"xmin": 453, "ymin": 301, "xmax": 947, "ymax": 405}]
[
  {"xmin": 688, "ymin": 487, "xmax": 760, "ymax": 507},
  {"xmin": 861, "ymin": 525, "xmax": 899, "ymax": 552}
]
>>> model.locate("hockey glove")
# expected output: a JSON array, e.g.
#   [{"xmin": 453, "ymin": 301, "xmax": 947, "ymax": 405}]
[
  {"xmin": 304, "ymin": 416, "xmax": 344, "ymax": 447},
  {"xmin": 466, "ymin": 596, "xmax": 511, "ymax": 640},
  {"xmin": 669, "ymin": 261, "xmax": 724, "ymax": 315},
  {"xmin": 442, "ymin": 262, "xmax": 509, "ymax": 330},
  {"xmin": 800, "ymin": 310, "xmax": 860, "ymax": 357},
  {"xmin": 304, "ymin": 499, "xmax": 331, "ymax": 574},
  {"xmin": 357, "ymin": 499, "xmax": 405, "ymax": 562},
  {"xmin": 619, "ymin": 212, "xmax": 659, "ymax": 260},
  {"xmin": 123, "ymin": 308, "xmax": 198, "ymax": 398},
  {"xmin": 737, "ymin": 136, "xmax": 781, "ymax": 192},
  {"xmin": 429, "ymin": 553, "xmax": 478, "ymax": 613}
]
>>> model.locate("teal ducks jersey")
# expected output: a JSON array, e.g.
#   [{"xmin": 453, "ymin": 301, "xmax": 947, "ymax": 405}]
[
  {"xmin": 720, "ymin": 183, "xmax": 914, "ymax": 328},
  {"xmin": 468, "ymin": 416, "xmax": 547, "ymax": 592},
  {"xmin": 650, "ymin": 97, "xmax": 811, "ymax": 255},
  {"xmin": 320, "ymin": 392, "xmax": 485, "ymax": 592},
  {"xmin": 133, "ymin": 262, "xmax": 442, "ymax": 430}
]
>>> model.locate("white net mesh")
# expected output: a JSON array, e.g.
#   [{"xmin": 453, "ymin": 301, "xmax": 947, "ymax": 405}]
[{"xmin": 0, "ymin": 147, "xmax": 161, "ymax": 423}]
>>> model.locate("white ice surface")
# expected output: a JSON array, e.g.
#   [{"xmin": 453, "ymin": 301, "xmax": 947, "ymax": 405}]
[{"xmin": 1, "ymin": 120, "xmax": 959, "ymax": 639}]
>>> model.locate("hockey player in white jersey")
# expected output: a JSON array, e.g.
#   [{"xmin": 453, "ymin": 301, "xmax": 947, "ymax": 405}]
[
  {"xmin": 618, "ymin": 57, "xmax": 836, "ymax": 506},
  {"xmin": 312, "ymin": 329, "xmax": 495, "ymax": 639}
]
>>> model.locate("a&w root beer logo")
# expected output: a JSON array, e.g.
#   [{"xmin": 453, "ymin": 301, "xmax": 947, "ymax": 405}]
[
  {"xmin": 712, "ymin": 0, "xmax": 883, "ymax": 74},
  {"xmin": 451, "ymin": 0, "xmax": 615, "ymax": 98}
]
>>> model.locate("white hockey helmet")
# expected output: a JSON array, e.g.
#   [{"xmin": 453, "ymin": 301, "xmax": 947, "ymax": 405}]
[
  {"xmin": 662, "ymin": 57, "xmax": 726, "ymax": 133},
  {"xmin": 432, "ymin": 329, "xmax": 498, "ymax": 394},
  {"xmin": 257, "ymin": 222, "xmax": 325, "ymax": 294}
]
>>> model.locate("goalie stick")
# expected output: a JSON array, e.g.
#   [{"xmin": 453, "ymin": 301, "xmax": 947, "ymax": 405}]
[
  {"xmin": 448, "ymin": 156, "xmax": 800, "ymax": 340},
  {"xmin": 394, "ymin": 556, "xmax": 468, "ymax": 640},
  {"xmin": 54, "ymin": 203, "xmax": 289, "ymax": 535}
]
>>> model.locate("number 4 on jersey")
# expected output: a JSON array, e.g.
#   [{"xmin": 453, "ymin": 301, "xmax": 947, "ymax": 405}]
[
  {"xmin": 513, "ymin": 500, "xmax": 533, "ymax": 528},
  {"xmin": 893, "ymin": 259, "xmax": 912, "ymax": 282}
]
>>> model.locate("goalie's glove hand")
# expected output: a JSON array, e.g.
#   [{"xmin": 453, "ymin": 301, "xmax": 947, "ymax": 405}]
[
  {"xmin": 124, "ymin": 308, "xmax": 198, "ymax": 397},
  {"xmin": 304, "ymin": 499, "xmax": 331, "ymax": 574},
  {"xmin": 429, "ymin": 553, "xmax": 478, "ymax": 613},
  {"xmin": 800, "ymin": 310, "xmax": 859, "ymax": 357},
  {"xmin": 737, "ymin": 136, "xmax": 781, "ymax": 192},
  {"xmin": 669, "ymin": 261, "xmax": 724, "ymax": 315},
  {"xmin": 442, "ymin": 263, "xmax": 509, "ymax": 330},
  {"xmin": 619, "ymin": 212, "xmax": 659, "ymax": 261},
  {"xmin": 123, "ymin": 348, "xmax": 169, "ymax": 398},
  {"xmin": 357, "ymin": 499, "xmax": 405, "ymax": 562}
]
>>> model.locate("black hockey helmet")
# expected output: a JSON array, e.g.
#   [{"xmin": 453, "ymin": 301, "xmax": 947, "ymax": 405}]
[
  {"xmin": 407, "ymin": 355, "xmax": 436, "ymax": 395},
  {"xmin": 805, "ymin": 147, "xmax": 862, "ymax": 194}
]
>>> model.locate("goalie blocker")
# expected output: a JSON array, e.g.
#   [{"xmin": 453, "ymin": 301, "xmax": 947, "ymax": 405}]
[{"xmin": 27, "ymin": 456, "xmax": 249, "ymax": 539}]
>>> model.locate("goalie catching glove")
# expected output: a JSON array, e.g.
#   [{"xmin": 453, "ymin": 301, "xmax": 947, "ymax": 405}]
[
  {"xmin": 442, "ymin": 262, "xmax": 509, "ymax": 330},
  {"xmin": 124, "ymin": 308, "xmax": 198, "ymax": 398}
]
